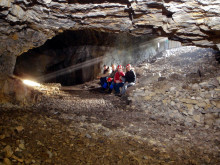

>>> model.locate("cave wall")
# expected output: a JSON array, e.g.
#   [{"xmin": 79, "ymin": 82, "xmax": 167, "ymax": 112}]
[
  {"xmin": 0, "ymin": 0, "xmax": 219, "ymax": 102},
  {"xmin": 14, "ymin": 30, "xmax": 181, "ymax": 86},
  {"xmin": 0, "ymin": 0, "xmax": 220, "ymax": 79}
]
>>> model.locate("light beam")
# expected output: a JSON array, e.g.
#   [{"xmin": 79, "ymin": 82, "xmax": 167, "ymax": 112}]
[
  {"xmin": 37, "ymin": 56, "xmax": 104, "ymax": 81},
  {"xmin": 23, "ymin": 80, "xmax": 41, "ymax": 87}
]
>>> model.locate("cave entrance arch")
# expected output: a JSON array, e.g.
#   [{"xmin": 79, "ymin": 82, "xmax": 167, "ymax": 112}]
[{"xmin": 14, "ymin": 29, "xmax": 180, "ymax": 86}]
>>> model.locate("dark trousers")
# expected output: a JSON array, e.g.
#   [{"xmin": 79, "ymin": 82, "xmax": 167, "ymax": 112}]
[
  {"xmin": 114, "ymin": 83, "xmax": 124, "ymax": 94},
  {"xmin": 100, "ymin": 77, "xmax": 107, "ymax": 88}
]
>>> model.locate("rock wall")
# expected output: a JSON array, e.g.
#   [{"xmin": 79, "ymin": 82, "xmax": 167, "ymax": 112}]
[
  {"xmin": 0, "ymin": 0, "xmax": 220, "ymax": 102},
  {"xmin": 0, "ymin": 0, "xmax": 220, "ymax": 78},
  {"xmin": 14, "ymin": 30, "xmax": 181, "ymax": 85}
]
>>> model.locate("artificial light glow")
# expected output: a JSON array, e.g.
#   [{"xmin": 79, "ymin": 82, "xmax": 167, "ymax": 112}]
[{"xmin": 23, "ymin": 80, "xmax": 41, "ymax": 87}]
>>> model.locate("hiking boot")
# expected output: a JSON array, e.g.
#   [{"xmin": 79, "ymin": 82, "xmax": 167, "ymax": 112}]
[
  {"xmin": 117, "ymin": 94, "xmax": 122, "ymax": 97},
  {"xmin": 100, "ymin": 88, "xmax": 106, "ymax": 93},
  {"xmin": 115, "ymin": 93, "xmax": 120, "ymax": 96}
]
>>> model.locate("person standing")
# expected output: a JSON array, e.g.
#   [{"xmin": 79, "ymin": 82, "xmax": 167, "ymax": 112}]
[{"xmin": 120, "ymin": 64, "xmax": 136, "ymax": 95}]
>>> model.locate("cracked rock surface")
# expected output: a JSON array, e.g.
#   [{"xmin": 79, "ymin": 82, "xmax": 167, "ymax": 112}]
[{"xmin": 1, "ymin": 0, "xmax": 220, "ymax": 57}]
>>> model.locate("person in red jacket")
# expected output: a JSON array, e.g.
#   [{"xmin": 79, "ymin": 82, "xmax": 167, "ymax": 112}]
[{"xmin": 114, "ymin": 65, "xmax": 125, "ymax": 95}]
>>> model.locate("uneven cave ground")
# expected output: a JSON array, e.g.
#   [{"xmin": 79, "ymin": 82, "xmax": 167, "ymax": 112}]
[{"xmin": 0, "ymin": 46, "xmax": 220, "ymax": 165}]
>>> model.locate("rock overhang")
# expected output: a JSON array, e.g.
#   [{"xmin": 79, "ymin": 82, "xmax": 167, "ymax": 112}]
[{"xmin": 0, "ymin": 0, "xmax": 220, "ymax": 58}]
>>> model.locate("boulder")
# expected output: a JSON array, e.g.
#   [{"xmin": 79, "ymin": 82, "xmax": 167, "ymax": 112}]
[
  {"xmin": 197, "ymin": 102, "xmax": 207, "ymax": 108},
  {"xmin": 217, "ymin": 77, "xmax": 220, "ymax": 84}
]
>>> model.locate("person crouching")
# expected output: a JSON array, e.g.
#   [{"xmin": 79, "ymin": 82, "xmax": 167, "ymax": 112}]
[
  {"xmin": 107, "ymin": 64, "xmax": 117, "ymax": 93},
  {"xmin": 113, "ymin": 65, "xmax": 125, "ymax": 95},
  {"xmin": 97, "ymin": 65, "xmax": 110, "ymax": 90},
  {"xmin": 120, "ymin": 64, "xmax": 136, "ymax": 95}
]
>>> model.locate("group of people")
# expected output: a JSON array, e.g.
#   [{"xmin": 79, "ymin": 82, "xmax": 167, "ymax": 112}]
[{"xmin": 97, "ymin": 64, "xmax": 136, "ymax": 96}]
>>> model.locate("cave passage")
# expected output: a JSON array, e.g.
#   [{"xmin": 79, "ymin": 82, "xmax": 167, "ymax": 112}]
[{"xmin": 14, "ymin": 30, "xmax": 179, "ymax": 86}]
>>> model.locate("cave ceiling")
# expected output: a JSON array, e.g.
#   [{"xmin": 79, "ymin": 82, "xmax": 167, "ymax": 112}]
[{"xmin": 0, "ymin": 0, "xmax": 220, "ymax": 58}]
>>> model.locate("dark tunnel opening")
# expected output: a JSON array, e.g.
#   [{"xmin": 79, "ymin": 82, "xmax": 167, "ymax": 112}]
[
  {"xmin": 14, "ymin": 30, "xmax": 116, "ymax": 86},
  {"xmin": 14, "ymin": 30, "xmax": 180, "ymax": 86}
]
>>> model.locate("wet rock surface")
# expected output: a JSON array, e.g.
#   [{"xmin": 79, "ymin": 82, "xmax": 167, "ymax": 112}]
[{"xmin": 0, "ymin": 46, "xmax": 220, "ymax": 164}]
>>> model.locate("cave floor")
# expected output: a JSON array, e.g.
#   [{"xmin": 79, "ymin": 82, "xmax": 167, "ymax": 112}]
[
  {"xmin": 1, "ymin": 46, "xmax": 220, "ymax": 165},
  {"xmin": 1, "ymin": 90, "xmax": 219, "ymax": 165}
]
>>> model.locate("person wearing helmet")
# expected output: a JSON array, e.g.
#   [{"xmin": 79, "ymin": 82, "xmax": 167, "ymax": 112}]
[
  {"xmin": 120, "ymin": 64, "xmax": 136, "ymax": 95},
  {"xmin": 108, "ymin": 64, "xmax": 117, "ymax": 79},
  {"xmin": 113, "ymin": 65, "xmax": 125, "ymax": 95},
  {"xmin": 107, "ymin": 64, "xmax": 117, "ymax": 93}
]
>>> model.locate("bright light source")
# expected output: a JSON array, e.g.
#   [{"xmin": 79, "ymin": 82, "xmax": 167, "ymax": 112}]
[{"xmin": 23, "ymin": 80, "xmax": 41, "ymax": 87}]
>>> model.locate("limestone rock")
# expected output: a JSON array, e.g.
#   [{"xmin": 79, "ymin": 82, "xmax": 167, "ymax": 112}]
[
  {"xmin": 180, "ymin": 98, "xmax": 198, "ymax": 105},
  {"xmin": 15, "ymin": 126, "xmax": 24, "ymax": 133},
  {"xmin": 3, "ymin": 145, "xmax": 13, "ymax": 158},
  {"xmin": 37, "ymin": 0, "xmax": 52, "ymax": 4},
  {"xmin": 197, "ymin": 102, "xmax": 207, "ymax": 108},
  {"xmin": 3, "ymin": 158, "xmax": 11, "ymax": 165},
  {"xmin": 10, "ymin": 5, "xmax": 26, "ymax": 21},
  {"xmin": 18, "ymin": 143, "xmax": 25, "ymax": 150},
  {"xmin": 217, "ymin": 77, "xmax": 220, "ymax": 84},
  {"xmin": 193, "ymin": 115, "xmax": 201, "ymax": 123},
  {"xmin": 144, "ymin": 96, "xmax": 152, "ymax": 101},
  {"xmin": 214, "ymin": 118, "xmax": 220, "ymax": 127},
  {"xmin": 0, "ymin": 134, "xmax": 5, "ymax": 140},
  {"xmin": 170, "ymin": 101, "xmax": 175, "ymax": 106},
  {"xmin": 204, "ymin": 113, "xmax": 217, "ymax": 125},
  {"xmin": 216, "ymin": 101, "xmax": 220, "ymax": 109},
  {"xmin": 185, "ymin": 104, "xmax": 194, "ymax": 115},
  {"xmin": 0, "ymin": 0, "xmax": 13, "ymax": 8},
  {"xmin": 191, "ymin": 84, "xmax": 200, "ymax": 90}
]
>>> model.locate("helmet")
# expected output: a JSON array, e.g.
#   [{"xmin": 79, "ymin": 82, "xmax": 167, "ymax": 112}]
[
  {"xmin": 117, "ymin": 65, "xmax": 122, "ymax": 69},
  {"xmin": 126, "ymin": 64, "xmax": 131, "ymax": 68},
  {"xmin": 107, "ymin": 77, "xmax": 113, "ymax": 82}
]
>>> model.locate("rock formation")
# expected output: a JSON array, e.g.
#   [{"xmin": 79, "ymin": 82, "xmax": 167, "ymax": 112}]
[{"xmin": 0, "ymin": 0, "xmax": 220, "ymax": 101}]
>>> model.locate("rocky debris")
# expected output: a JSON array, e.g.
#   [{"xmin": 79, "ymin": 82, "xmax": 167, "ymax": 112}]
[
  {"xmin": 128, "ymin": 46, "xmax": 220, "ymax": 128},
  {"xmin": 3, "ymin": 158, "xmax": 11, "ymax": 165},
  {"xmin": 0, "ymin": 46, "xmax": 220, "ymax": 164},
  {"xmin": 15, "ymin": 126, "xmax": 24, "ymax": 133},
  {"xmin": 3, "ymin": 145, "xmax": 13, "ymax": 158}
]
